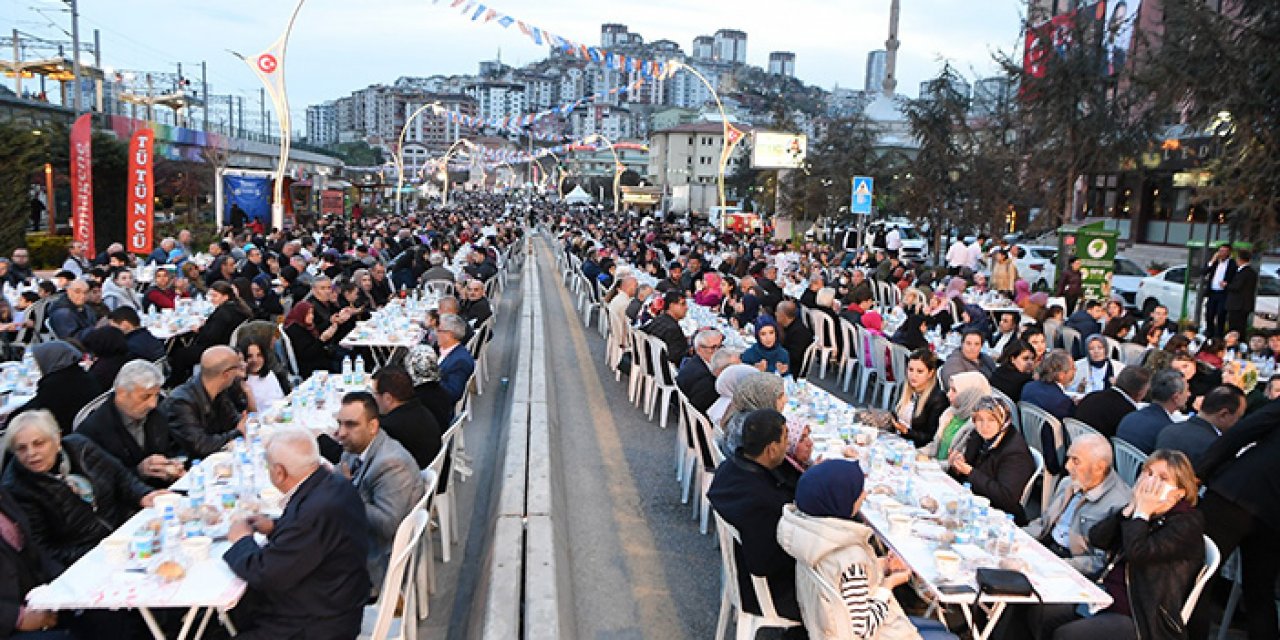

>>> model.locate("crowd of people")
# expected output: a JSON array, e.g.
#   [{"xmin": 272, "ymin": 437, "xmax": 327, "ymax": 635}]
[
  {"xmin": 554, "ymin": 206, "xmax": 1278, "ymax": 640},
  {"xmin": 0, "ymin": 193, "xmax": 521, "ymax": 639}
]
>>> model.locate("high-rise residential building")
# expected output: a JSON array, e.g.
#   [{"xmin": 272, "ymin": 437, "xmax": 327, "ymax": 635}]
[
  {"xmin": 648, "ymin": 121, "xmax": 751, "ymax": 188},
  {"xmin": 768, "ymin": 52, "xmax": 796, "ymax": 77},
  {"xmin": 692, "ymin": 36, "xmax": 715, "ymax": 61},
  {"xmin": 601, "ymin": 23, "xmax": 630, "ymax": 47},
  {"xmin": 713, "ymin": 29, "xmax": 747, "ymax": 65},
  {"xmin": 665, "ymin": 64, "xmax": 718, "ymax": 109},
  {"xmin": 865, "ymin": 50, "xmax": 887, "ymax": 93},
  {"xmin": 919, "ymin": 77, "xmax": 970, "ymax": 102},
  {"xmin": 570, "ymin": 104, "xmax": 635, "ymax": 140},
  {"xmin": 306, "ymin": 101, "xmax": 338, "ymax": 146},
  {"xmin": 971, "ymin": 76, "xmax": 1013, "ymax": 116},
  {"xmin": 465, "ymin": 81, "xmax": 526, "ymax": 122}
]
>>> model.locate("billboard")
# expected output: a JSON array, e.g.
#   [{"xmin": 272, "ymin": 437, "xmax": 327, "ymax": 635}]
[
  {"xmin": 1103, "ymin": 0, "xmax": 1140, "ymax": 76},
  {"xmin": 222, "ymin": 174, "xmax": 272, "ymax": 227},
  {"xmin": 750, "ymin": 132, "xmax": 807, "ymax": 169}
]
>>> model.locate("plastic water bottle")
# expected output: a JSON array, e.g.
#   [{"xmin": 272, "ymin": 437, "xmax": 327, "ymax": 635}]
[
  {"xmin": 354, "ymin": 355, "xmax": 366, "ymax": 385},
  {"xmin": 20, "ymin": 350, "xmax": 35, "ymax": 377},
  {"xmin": 341, "ymin": 356, "xmax": 353, "ymax": 386},
  {"xmin": 189, "ymin": 461, "xmax": 205, "ymax": 503}
]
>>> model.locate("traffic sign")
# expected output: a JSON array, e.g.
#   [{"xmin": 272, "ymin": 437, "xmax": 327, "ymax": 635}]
[{"xmin": 851, "ymin": 176, "xmax": 874, "ymax": 215}]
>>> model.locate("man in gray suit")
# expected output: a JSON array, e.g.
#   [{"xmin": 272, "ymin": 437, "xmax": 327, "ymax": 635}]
[
  {"xmin": 1156, "ymin": 385, "xmax": 1246, "ymax": 466},
  {"xmin": 336, "ymin": 391, "xmax": 425, "ymax": 593},
  {"xmin": 1116, "ymin": 370, "xmax": 1189, "ymax": 453}
]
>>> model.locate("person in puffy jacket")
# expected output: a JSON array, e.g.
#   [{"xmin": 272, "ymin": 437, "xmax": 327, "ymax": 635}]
[
  {"xmin": 1, "ymin": 410, "xmax": 164, "ymax": 569},
  {"xmin": 777, "ymin": 459, "xmax": 956, "ymax": 639}
]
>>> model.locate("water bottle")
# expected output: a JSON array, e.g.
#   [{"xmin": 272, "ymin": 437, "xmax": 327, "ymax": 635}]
[
  {"xmin": 189, "ymin": 461, "xmax": 205, "ymax": 502},
  {"xmin": 20, "ymin": 350, "xmax": 35, "ymax": 377},
  {"xmin": 160, "ymin": 506, "xmax": 179, "ymax": 552},
  {"xmin": 341, "ymin": 355, "xmax": 353, "ymax": 386},
  {"xmin": 354, "ymin": 355, "xmax": 366, "ymax": 385},
  {"xmin": 1002, "ymin": 513, "xmax": 1018, "ymax": 555}
]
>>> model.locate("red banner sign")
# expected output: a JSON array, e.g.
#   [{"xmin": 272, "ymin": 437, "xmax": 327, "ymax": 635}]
[
  {"xmin": 69, "ymin": 113, "xmax": 95, "ymax": 254},
  {"xmin": 320, "ymin": 189, "xmax": 344, "ymax": 215},
  {"xmin": 126, "ymin": 128, "xmax": 155, "ymax": 256}
]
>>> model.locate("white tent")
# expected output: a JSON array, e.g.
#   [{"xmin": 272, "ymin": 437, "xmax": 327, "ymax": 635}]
[{"xmin": 563, "ymin": 185, "xmax": 593, "ymax": 205}]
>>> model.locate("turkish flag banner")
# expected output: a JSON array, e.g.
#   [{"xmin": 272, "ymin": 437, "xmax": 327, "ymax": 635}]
[
  {"xmin": 126, "ymin": 128, "xmax": 155, "ymax": 256},
  {"xmin": 69, "ymin": 113, "xmax": 96, "ymax": 254}
]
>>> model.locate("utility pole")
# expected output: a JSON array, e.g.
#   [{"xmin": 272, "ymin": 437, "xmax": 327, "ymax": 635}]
[
  {"xmin": 201, "ymin": 61, "xmax": 209, "ymax": 132},
  {"xmin": 69, "ymin": 0, "xmax": 83, "ymax": 114},
  {"xmin": 93, "ymin": 29, "xmax": 102, "ymax": 112}
]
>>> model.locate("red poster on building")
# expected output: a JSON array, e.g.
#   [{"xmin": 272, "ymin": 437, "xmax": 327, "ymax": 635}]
[
  {"xmin": 126, "ymin": 127, "xmax": 155, "ymax": 256},
  {"xmin": 69, "ymin": 113, "xmax": 95, "ymax": 253},
  {"xmin": 320, "ymin": 189, "xmax": 345, "ymax": 215}
]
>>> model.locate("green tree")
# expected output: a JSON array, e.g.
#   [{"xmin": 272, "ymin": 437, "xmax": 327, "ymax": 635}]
[
  {"xmin": 783, "ymin": 114, "xmax": 882, "ymax": 226},
  {"xmin": 0, "ymin": 123, "xmax": 45, "ymax": 254},
  {"xmin": 1147, "ymin": 0, "xmax": 1280, "ymax": 247},
  {"xmin": 899, "ymin": 64, "xmax": 976, "ymax": 258},
  {"xmin": 333, "ymin": 141, "xmax": 384, "ymax": 166}
]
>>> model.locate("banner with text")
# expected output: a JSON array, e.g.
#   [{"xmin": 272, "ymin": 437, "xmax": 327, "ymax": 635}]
[
  {"xmin": 126, "ymin": 128, "xmax": 155, "ymax": 256},
  {"xmin": 69, "ymin": 113, "xmax": 96, "ymax": 253}
]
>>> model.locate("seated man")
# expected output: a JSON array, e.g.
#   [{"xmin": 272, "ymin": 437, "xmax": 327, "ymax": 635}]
[
  {"xmin": 224, "ymin": 426, "xmax": 371, "ymax": 639},
  {"xmin": 1116, "ymin": 369, "xmax": 1188, "ymax": 454},
  {"xmin": 677, "ymin": 329, "xmax": 723, "ymax": 415},
  {"xmin": 107, "ymin": 306, "xmax": 166, "ymax": 362},
  {"xmin": 459, "ymin": 279, "xmax": 493, "ymax": 327},
  {"xmin": 371, "ymin": 366, "xmax": 443, "ymax": 469},
  {"xmin": 436, "ymin": 314, "xmax": 476, "ymax": 404},
  {"xmin": 642, "ymin": 291, "xmax": 690, "ymax": 368},
  {"xmin": 1025, "ymin": 434, "xmax": 1131, "ymax": 575},
  {"xmin": 48, "ymin": 279, "xmax": 97, "ymax": 342},
  {"xmin": 1073, "ymin": 366, "xmax": 1150, "ymax": 439},
  {"xmin": 436, "ymin": 297, "xmax": 475, "ymax": 344},
  {"xmin": 1155, "ymin": 385, "xmax": 1246, "ymax": 466},
  {"xmin": 335, "ymin": 392, "xmax": 424, "ymax": 591},
  {"xmin": 162, "ymin": 346, "xmax": 247, "ymax": 457},
  {"xmin": 775, "ymin": 301, "xmax": 814, "ymax": 379},
  {"xmin": 706, "ymin": 409, "xmax": 801, "ymax": 624},
  {"xmin": 420, "ymin": 253, "xmax": 456, "ymax": 286},
  {"xmin": 78, "ymin": 360, "xmax": 184, "ymax": 487}
]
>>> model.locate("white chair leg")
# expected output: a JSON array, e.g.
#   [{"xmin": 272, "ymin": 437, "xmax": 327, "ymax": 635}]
[
  {"xmin": 435, "ymin": 499, "xmax": 453, "ymax": 564},
  {"xmin": 714, "ymin": 590, "xmax": 731, "ymax": 640}
]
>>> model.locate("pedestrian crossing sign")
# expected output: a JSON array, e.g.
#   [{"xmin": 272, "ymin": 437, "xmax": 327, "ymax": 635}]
[{"xmin": 851, "ymin": 176, "xmax": 874, "ymax": 215}]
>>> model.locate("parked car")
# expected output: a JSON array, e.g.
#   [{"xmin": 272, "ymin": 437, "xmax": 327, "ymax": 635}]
[
  {"xmin": 1136, "ymin": 266, "xmax": 1280, "ymax": 326},
  {"xmin": 1109, "ymin": 256, "xmax": 1149, "ymax": 310},
  {"xmin": 1014, "ymin": 245, "xmax": 1058, "ymax": 291},
  {"xmin": 864, "ymin": 218, "xmax": 930, "ymax": 264}
]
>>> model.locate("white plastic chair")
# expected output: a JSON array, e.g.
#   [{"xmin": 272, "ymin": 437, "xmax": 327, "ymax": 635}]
[
  {"xmin": 411, "ymin": 469, "xmax": 440, "ymax": 619},
  {"xmin": 711, "ymin": 512, "xmax": 804, "ymax": 640},
  {"xmin": 1110, "ymin": 437, "xmax": 1147, "ymax": 487},
  {"xmin": 1061, "ymin": 326, "xmax": 1082, "ymax": 358},
  {"xmin": 1022, "ymin": 448, "xmax": 1046, "ymax": 511},
  {"xmin": 1062, "ymin": 417, "xmax": 1101, "ymax": 446},
  {"xmin": 674, "ymin": 392, "xmax": 699, "ymax": 491},
  {"xmin": 361, "ymin": 509, "xmax": 429, "ymax": 640},
  {"xmin": 428, "ymin": 418, "xmax": 463, "ymax": 563},
  {"xmin": 1118, "ymin": 343, "xmax": 1148, "ymax": 367},
  {"xmin": 644, "ymin": 336, "xmax": 679, "ymax": 429},
  {"xmin": 1184, "ymin": 536, "xmax": 1220, "ymax": 625},
  {"xmin": 627, "ymin": 327, "xmax": 653, "ymax": 408},
  {"xmin": 838, "ymin": 319, "xmax": 861, "ymax": 393},
  {"xmin": 878, "ymin": 343, "xmax": 910, "ymax": 410},
  {"xmin": 1018, "ymin": 401, "xmax": 1065, "ymax": 506},
  {"xmin": 808, "ymin": 309, "xmax": 839, "ymax": 380},
  {"xmin": 688, "ymin": 406, "xmax": 725, "ymax": 535}
]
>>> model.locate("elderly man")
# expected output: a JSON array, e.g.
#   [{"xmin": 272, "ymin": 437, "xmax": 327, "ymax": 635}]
[
  {"xmin": 643, "ymin": 290, "xmax": 690, "ymax": 368},
  {"xmin": 459, "ymin": 279, "xmax": 493, "ymax": 327},
  {"xmin": 224, "ymin": 426, "xmax": 371, "ymax": 639},
  {"xmin": 148, "ymin": 237, "xmax": 176, "ymax": 265},
  {"xmin": 335, "ymin": 392, "xmax": 424, "ymax": 591},
  {"xmin": 48, "ymin": 279, "xmax": 97, "ymax": 341},
  {"xmin": 371, "ymin": 366, "xmax": 442, "ymax": 469},
  {"xmin": 61, "ymin": 241, "xmax": 90, "ymax": 276},
  {"xmin": 939, "ymin": 330, "xmax": 997, "ymax": 387},
  {"xmin": 436, "ymin": 314, "xmax": 476, "ymax": 403},
  {"xmin": 421, "ymin": 253, "xmax": 456, "ymax": 285},
  {"xmin": 677, "ymin": 329, "xmax": 724, "ymax": 414},
  {"xmin": 162, "ymin": 346, "xmax": 248, "ymax": 457},
  {"xmin": 1026, "ymin": 434, "xmax": 1131, "ymax": 575},
  {"xmin": 369, "ymin": 262, "xmax": 393, "ymax": 306},
  {"xmin": 626, "ymin": 284, "xmax": 652, "ymax": 322},
  {"xmin": 1116, "ymin": 369, "xmax": 1189, "ymax": 454},
  {"xmin": 776, "ymin": 301, "xmax": 814, "ymax": 379},
  {"xmin": 78, "ymin": 360, "xmax": 183, "ymax": 487},
  {"xmin": 1156, "ymin": 385, "xmax": 1246, "ymax": 465},
  {"xmin": 1073, "ymin": 366, "xmax": 1150, "ymax": 439},
  {"xmin": 608, "ymin": 276, "xmax": 637, "ymax": 351}
]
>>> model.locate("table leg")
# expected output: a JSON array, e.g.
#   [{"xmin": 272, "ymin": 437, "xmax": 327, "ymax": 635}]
[
  {"xmin": 218, "ymin": 609, "xmax": 238, "ymax": 636},
  {"xmin": 193, "ymin": 608, "xmax": 215, "ymax": 639},
  {"xmin": 139, "ymin": 607, "xmax": 167, "ymax": 640},
  {"xmin": 973, "ymin": 601, "xmax": 1008, "ymax": 640},
  {"xmin": 175, "ymin": 606, "xmax": 200, "ymax": 640}
]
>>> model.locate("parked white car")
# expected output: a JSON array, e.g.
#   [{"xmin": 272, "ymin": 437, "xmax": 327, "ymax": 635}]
[
  {"xmin": 1135, "ymin": 266, "xmax": 1280, "ymax": 326},
  {"xmin": 1109, "ymin": 256, "xmax": 1149, "ymax": 311},
  {"xmin": 1015, "ymin": 245, "xmax": 1058, "ymax": 291}
]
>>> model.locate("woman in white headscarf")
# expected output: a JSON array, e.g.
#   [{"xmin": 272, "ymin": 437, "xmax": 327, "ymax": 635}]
[
  {"xmin": 919, "ymin": 371, "xmax": 992, "ymax": 466},
  {"xmin": 706, "ymin": 363, "xmax": 759, "ymax": 426}
]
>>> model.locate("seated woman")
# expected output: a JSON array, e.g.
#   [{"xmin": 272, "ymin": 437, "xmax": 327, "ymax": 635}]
[
  {"xmin": 237, "ymin": 334, "xmax": 291, "ymax": 411},
  {"xmin": 893, "ymin": 349, "xmax": 949, "ymax": 447},
  {"xmin": 1, "ymin": 410, "xmax": 164, "ymax": 569},
  {"xmin": 1072, "ymin": 334, "xmax": 1126, "ymax": 395},
  {"xmin": 741, "ymin": 316, "xmax": 790, "ymax": 375},
  {"xmin": 777, "ymin": 459, "xmax": 958, "ymax": 640},
  {"xmin": 1194, "ymin": 338, "xmax": 1226, "ymax": 369},
  {"xmin": 1021, "ymin": 324, "xmax": 1048, "ymax": 366},
  {"xmin": 891, "ymin": 313, "xmax": 930, "ymax": 352},
  {"xmin": 921, "ymin": 371, "xmax": 992, "ymax": 465},
  {"xmin": 716, "ymin": 372, "xmax": 786, "ymax": 459},
  {"xmin": 774, "ymin": 421, "xmax": 814, "ymax": 490},
  {"xmin": 707, "ymin": 363, "xmax": 759, "ymax": 426},
  {"xmin": 249, "ymin": 274, "xmax": 284, "ymax": 321},
  {"xmin": 947, "ymin": 396, "xmax": 1036, "ymax": 524},
  {"xmin": 1042, "ymin": 450, "xmax": 1204, "ymax": 640},
  {"xmin": 405, "ymin": 343, "xmax": 456, "ymax": 429},
  {"xmin": 80, "ymin": 325, "xmax": 131, "ymax": 391},
  {"xmin": 281, "ymin": 301, "xmax": 339, "ymax": 377},
  {"xmin": 991, "ymin": 339, "xmax": 1036, "ymax": 403},
  {"xmin": 693, "ymin": 271, "xmax": 723, "ymax": 308},
  {"xmin": 14, "ymin": 341, "xmax": 103, "ymax": 436}
]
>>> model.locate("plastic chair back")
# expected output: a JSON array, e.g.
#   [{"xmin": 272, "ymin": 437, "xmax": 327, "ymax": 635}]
[{"xmin": 1111, "ymin": 437, "xmax": 1148, "ymax": 487}]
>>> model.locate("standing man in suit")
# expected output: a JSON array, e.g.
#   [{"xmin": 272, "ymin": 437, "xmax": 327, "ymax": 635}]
[
  {"xmin": 1073, "ymin": 366, "xmax": 1150, "ymax": 439},
  {"xmin": 435, "ymin": 314, "xmax": 476, "ymax": 404},
  {"xmin": 677, "ymin": 329, "xmax": 723, "ymax": 414},
  {"xmin": 1191, "ymin": 393, "xmax": 1280, "ymax": 639},
  {"xmin": 1115, "ymin": 370, "xmax": 1188, "ymax": 453},
  {"xmin": 1155, "ymin": 385, "xmax": 1245, "ymax": 466},
  {"xmin": 1226, "ymin": 249, "xmax": 1258, "ymax": 335},
  {"xmin": 1203, "ymin": 243, "xmax": 1237, "ymax": 338},
  {"xmin": 224, "ymin": 426, "xmax": 371, "ymax": 639},
  {"xmin": 336, "ymin": 392, "xmax": 424, "ymax": 592}
]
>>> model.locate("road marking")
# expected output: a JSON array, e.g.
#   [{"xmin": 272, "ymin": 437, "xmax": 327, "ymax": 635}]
[{"xmin": 537, "ymin": 240, "xmax": 684, "ymax": 637}]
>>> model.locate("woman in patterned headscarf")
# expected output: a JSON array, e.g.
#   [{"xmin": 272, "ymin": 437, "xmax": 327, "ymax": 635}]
[{"xmin": 405, "ymin": 343, "xmax": 454, "ymax": 428}]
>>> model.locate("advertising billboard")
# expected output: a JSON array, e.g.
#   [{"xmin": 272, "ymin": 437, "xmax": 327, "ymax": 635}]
[{"xmin": 750, "ymin": 132, "xmax": 807, "ymax": 169}]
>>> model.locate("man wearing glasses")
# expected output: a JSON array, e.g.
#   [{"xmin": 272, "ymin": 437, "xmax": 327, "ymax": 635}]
[
  {"xmin": 678, "ymin": 329, "xmax": 724, "ymax": 414},
  {"xmin": 162, "ymin": 346, "xmax": 250, "ymax": 457}
]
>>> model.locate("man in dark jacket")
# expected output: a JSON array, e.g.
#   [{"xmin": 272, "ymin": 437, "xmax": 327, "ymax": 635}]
[
  {"xmin": 1202, "ymin": 242, "xmax": 1237, "ymax": 338},
  {"xmin": 677, "ymin": 330, "xmax": 722, "ymax": 414},
  {"xmin": 1063, "ymin": 301, "xmax": 1105, "ymax": 356},
  {"xmin": 107, "ymin": 306, "xmax": 166, "ymax": 362},
  {"xmin": 162, "ymin": 346, "xmax": 246, "ymax": 457},
  {"xmin": 371, "ymin": 366, "xmax": 442, "ymax": 469},
  {"xmin": 1155, "ymin": 385, "xmax": 1245, "ymax": 466},
  {"xmin": 642, "ymin": 291, "xmax": 690, "ymax": 368},
  {"xmin": 1073, "ymin": 366, "xmax": 1149, "ymax": 439},
  {"xmin": 1115, "ymin": 370, "xmax": 1187, "ymax": 454},
  {"xmin": 47, "ymin": 279, "xmax": 97, "ymax": 342},
  {"xmin": 224, "ymin": 427, "xmax": 371, "ymax": 639},
  {"xmin": 78, "ymin": 360, "xmax": 183, "ymax": 487},
  {"xmin": 459, "ymin": 279, "xmax": 493, "ymax": 327},
  {"xmin": 420, "ymin": 253, "xmax": 456, "ymax": 286},
  {"xmin": 775, "ymin": 301, "xmax": 813, "ymax": 380},
  {"xmin": 706, "ymin": 409, "xmax": 800, "ymax": 623},
  {"xmin": 1225, "ymin": 249, "xmax": 1258, "ymax": 335},
  {"xmin": 754, "ymin": 264, "xmax": 784, "ymax": 313}
]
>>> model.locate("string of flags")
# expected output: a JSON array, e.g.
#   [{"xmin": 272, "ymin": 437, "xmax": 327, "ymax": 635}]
[{"xmin": 431, "ymin": 0, "xmax": 676, "ymax": 81}]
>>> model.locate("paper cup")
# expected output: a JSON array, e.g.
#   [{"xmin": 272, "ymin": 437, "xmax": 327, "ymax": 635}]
[
  {"xmin": 181, "ymin": 536, "xmax": 212, "ymax": 563},
  {"xmin": 153, "ymin": 493, "xmax": 181, "ymax": 514},
  {"xmin": 103, "ymin": 536, "xmax": 129, "ymax": 565},
  {"xmin": 888, "ymin": 513, "xmax": 913, "ymax": 537},
  {"xmin": 934, "ymin": 549, "xmax": 961, "ymax": 578}
]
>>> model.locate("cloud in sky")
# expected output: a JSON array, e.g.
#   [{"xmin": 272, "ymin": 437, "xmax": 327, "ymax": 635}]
[{"xmin": 22, "ymin": 0, "xmax": 1026, "ymax": 120}]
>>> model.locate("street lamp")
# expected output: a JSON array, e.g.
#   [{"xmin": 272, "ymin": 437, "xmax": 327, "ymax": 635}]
[
  {"xmin": 666, "ymin": 60, "xmax": 735, "ymax": 230},
  {"xmin": 581, "ymin": 133, "xmax": 624, "ymax": 214},
  {"xmin": 435, "ymin": 138, "xmax": 474, "ymax": 205},
  {"xmin": 393, "ymin": 100, "xmax": 442, "ymax": 215}
]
